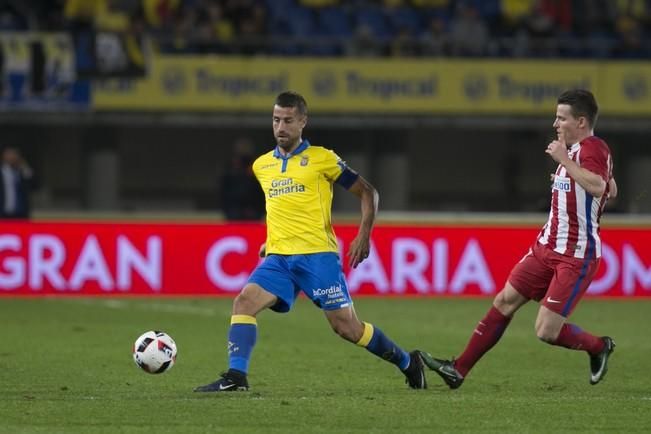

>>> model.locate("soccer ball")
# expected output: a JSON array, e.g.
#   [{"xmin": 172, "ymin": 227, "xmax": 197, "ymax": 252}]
[{"xmin": 132, "ymin": 331, "xmax": 177, "ymax": 374}]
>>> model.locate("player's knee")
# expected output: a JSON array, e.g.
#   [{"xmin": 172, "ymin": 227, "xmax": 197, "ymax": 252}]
[
  {"xmin": 493, "ymin": 287, "xmax": 525, "ymax": 317},
  {"xmin": 493, "ymin": 292, "xmax": 513, "ymax": 315},
  {"xmin": 233, "ymin": 289, "xmax": 258, "ymax": 315},
  {"xmin": 493, "ymin": 292, "xmax": 506, "ymax": 310}
]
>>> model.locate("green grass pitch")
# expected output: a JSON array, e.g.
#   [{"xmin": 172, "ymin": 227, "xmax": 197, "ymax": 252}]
[{"xmin": 1, "ymin": 297, "xmax": 650, "ymax": 433}]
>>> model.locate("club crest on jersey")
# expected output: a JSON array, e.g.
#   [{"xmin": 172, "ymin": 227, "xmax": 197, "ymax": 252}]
[
  {"xmin": 300, "ymin": 156, "xmax": 309, "ymax": 166},
  {"xmin": 553, "ymin": 175, "xmax": 571, "ymax": 192}
]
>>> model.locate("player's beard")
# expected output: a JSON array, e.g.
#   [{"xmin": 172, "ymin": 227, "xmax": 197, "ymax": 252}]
[{"xmin": 276, "ymin": 135, "xmax": 300, "ymax": 152}]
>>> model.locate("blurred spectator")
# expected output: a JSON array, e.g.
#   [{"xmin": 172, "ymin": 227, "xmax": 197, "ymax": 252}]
[
  {"xmin": 64, "ymin": 0, "xmax": 99, "ymax": 26},
  {"xmin": 498, "ymin": 0, "xmax": 534, "ymax": 38},
  {"xmin": 236, "ymin": 2, "xmax": 267, "ymax": 54},
  {"xmin": 501, "ymin": 0, "xmax": 536, "ymax": 25},
  {"xmin": 539, "ymin": 0, "xmax": 572, "ymax": 32},
  {"xmin": 122, "ymin": 7, "xmax": 147, "ymax": 69},
  {"xmin": 161, "ymin": 4, "xmax": 196, "ymax": 52},
  {"xmin": 518, "ymin": 0, "xmax": 562, "ymax": 57},
  {"xmin": 219, "ymin": 138, "xmax": 265, "ymax": 221},
  {"xmin": 571, "ymin": 0, "xmax": 616, "ymax": 37},
  {"xmin": 419, "ymin": 16, "xmax": 449, "ymax": 56},
  {"xmin": 613, "ymin": 13, "xmax": 645, "ymax": 58},
  {"xmin": 205, "ymin": 1, "xmax": 235, "ymax": 50},
  {"xmin": 64, "ymin": 0, "xmax": 129, "ymax": 31},
  {"xmin": 346, "ymin": 24, "xmax": 384, "ymax": 57},
  {"xmin": 96, "ymin": 1, "xmax": 130, "ymax": 31},
  {"xmin": 390, "ymin": 27, "xmax": 418, "ymax": 56},
  {"xmin": 142, "ymin": 0, "xmax": 180, "ymax": 30},
  {"xmin": 526, "ymin": 2, "xmax": 556, "ymax": 38},
  {"xmin": 449, "ymin": 3, "xmax": 489, "ymax": 56},
  {"xmin": 0, "ymin": 147, "xmax": 36, "ymax": 219}
]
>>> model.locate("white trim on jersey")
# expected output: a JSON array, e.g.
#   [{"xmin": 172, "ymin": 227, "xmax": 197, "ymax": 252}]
[
  {"xmin": 575, "ymin": 179, "xmax": 588, "ymax": 258},
  {"xmin": 574, "ymin": 148, "xmax": 588, "ymax": 258},
  {"xmin": 554, "ymin": 165, "xmax": 569, "ymax": 255}
]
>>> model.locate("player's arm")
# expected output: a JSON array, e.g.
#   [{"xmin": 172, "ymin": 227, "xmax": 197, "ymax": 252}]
[
  {"xmin": 608, "ymin": 177, "xmax": 618, "ymax": 200},
  {"xmin": 546, "ymin": 140, "xmax": 607, "ymax": 197},
  {"xmin": 560, "ymin": 158, "xmax": 606, "ymax": 197},
  {"xmin": 346, "ymin": 175, "xmax": 378, "ymax": 269}
]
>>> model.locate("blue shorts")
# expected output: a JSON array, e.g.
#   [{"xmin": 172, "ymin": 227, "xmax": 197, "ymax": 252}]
[{"xmin": 247, "ymin": 252, "xmax": 352, "ymax": 313}]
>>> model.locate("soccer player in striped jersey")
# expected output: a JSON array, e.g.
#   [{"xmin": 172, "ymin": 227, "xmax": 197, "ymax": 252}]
[
  {"xmin": 195, "ymin": 91, "xmax": 428, "ymax": 392},
  {"xmin": 423, "ymin": 89, "xmax": 617, "ymax": 389}
]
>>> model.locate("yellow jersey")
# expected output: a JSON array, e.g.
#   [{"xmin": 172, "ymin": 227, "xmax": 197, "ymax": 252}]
[{"xmin": 252, "ymin": 140, "xmax": 356, "ymax": 255}]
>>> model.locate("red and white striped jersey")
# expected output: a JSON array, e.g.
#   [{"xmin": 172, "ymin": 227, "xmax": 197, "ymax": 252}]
[{"xmin": 538, "ymin": 136, "xmax": 613, "ymax": 259}]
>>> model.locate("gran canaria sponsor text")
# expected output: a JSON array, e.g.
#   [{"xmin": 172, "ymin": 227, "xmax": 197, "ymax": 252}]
[{"xmin": 268, "ymin": 178, "xmax": 305, "ymax": 198}]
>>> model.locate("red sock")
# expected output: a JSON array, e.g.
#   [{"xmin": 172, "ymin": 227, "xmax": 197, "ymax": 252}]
[
  {"xmin": 552, "ymin": 323, "xmax": 605, "ymax": 354},
  {"xmin": 455, "ymin": 306, "xmax": 512, "ymax": 377}
]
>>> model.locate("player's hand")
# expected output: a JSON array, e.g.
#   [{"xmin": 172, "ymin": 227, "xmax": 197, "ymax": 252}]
[
  {"xmin": 545, "ymin": 132, "xmax": 569, "ymax": 164},
  {"xmin": 348, "ymin": 234, "xmax": 370, "ymax": 269},
  {"xmin": 258, "ymin": 243, "xmax": 266, "ymax": 258}
]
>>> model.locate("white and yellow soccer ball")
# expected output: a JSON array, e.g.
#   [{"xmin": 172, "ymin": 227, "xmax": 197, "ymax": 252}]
[{"xmin": 132, "ymin": 331, "xmax": 177, "ymax": 374}]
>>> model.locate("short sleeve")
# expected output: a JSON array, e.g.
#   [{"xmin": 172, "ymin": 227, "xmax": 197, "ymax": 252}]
[
  {"xmin": 321, "ymin": 149, "xmax": 359, "ymax": 189},
  {"xmin": 321, "ymin": 149, "xmax": 344, "ymax": 181},
  {"xmin": 579, "ymin": 138, "xmax": 611, "ymax": 182},
  {"xmin": 251, "ymin": 155, "xmax": 264, "ymax": 181}
]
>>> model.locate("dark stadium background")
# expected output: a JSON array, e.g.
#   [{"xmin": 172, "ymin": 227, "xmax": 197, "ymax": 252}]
[{"xmin": 1, "ymin": 0, "xmax": 650, "ymax": 216}]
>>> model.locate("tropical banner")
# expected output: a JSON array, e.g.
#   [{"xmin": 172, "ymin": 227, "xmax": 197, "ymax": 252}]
[
  {"xmin": 93, "ymin": 56, "xmax": 651, "ymax": 115},
  {"xmin": 1, "ymin": 221, "xmax": 650, "ymax": 297}
]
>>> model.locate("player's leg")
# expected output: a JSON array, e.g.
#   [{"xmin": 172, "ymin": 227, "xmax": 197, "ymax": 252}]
[
  {"xmin": 538, "ymin": 257, "xmax": 615, "ymax": 385},
  {"xmin": 194, "ymin": 283, "xmax": 277, "ymax": 392},
  {"xmin": 323, "ymin": 305, "xmax": 426, "ymax": 389},
  {"xmin": 423, "ymin": 246, "xmax": 550, "ymax": 388},
  {"xmin": 422, "ymin": 282, "xmax": 528, "ymax": 388},
  {"xmin": 296, "ymin": 252, "xmax": 426, "ymax": 389},
  {"xmin": 455, "ymin": 282, "xmax": 529, "ymax": 374},
  {"xmin": 195, "ymin": 255, "xmax": 296, "ymax": 392},
  {"xmin": 324, "ymin": 305, "xmax": 408, "ymax": 368},
  {"xmin": 227, "ymin": 283, "xmax": 278, "ymax": 376}
]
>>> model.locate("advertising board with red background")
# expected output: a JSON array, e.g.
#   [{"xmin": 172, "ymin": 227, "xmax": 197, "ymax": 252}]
[{"xmin": 1, "ymin": 222, "xmax": 649, "ymax": 297}]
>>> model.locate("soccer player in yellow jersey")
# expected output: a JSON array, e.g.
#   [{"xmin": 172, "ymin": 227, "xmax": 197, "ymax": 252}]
[{"xmin": 195, "ymin": 91, "xmax": 428, "ymax": 392}]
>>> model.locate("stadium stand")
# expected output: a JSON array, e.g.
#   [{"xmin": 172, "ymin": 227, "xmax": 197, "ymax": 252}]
[{"xmin": 1, "ymin": 0, "xmax": 649, "ymax": 58}]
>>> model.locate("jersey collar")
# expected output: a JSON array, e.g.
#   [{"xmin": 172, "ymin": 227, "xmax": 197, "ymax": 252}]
[{"xmin": 273, "ymin": 139, "xmax": 310, "ymax": 159}]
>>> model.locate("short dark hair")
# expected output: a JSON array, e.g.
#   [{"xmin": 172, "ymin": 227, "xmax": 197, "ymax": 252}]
[
  {"xmin": 557, "ymin": 89, "xmax": 599, "ymax": 127},
  {"xmin": 275, "ymin": 91, "xmax": 307, "ymax": 116}
]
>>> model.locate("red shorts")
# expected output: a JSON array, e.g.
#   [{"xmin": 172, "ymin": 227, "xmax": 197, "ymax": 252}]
[{"xmin": 507, "ymin": 242, "xmax": 600, "ymax": 317}]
